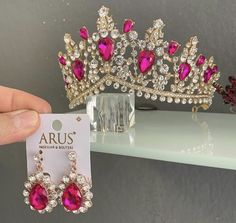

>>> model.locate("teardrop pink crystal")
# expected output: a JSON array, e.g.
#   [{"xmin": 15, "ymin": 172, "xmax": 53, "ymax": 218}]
[
  {"xmin": 79, "ymin": 26, "xmax": 89, "ymax": 40},
  {"xmin": 29, "ymin": 184, "xmax": 48, "ymax": 210},
  {"xmin": 212, "ymin": 65, "xmax": 219, "ymax": 73},
  {"xmin": 204, "ymin": 66, "xmax": 218, "ymax": 83},
  {"xmin": 123, "ymin": 19, "xmax": 134, "ymax": 33},
  {"xmin": 168, "ymin": 41, "xmax": 180, "ymax": 55},
  {"xmin": 204, "ymin": 67, "xmax": 213, "ymax": 83},
  {"xmin": 138, "ymin": 50, "xmax": 155, "ymax": 74},
  {"xmin": 98, "ymin": 37, "xmax": 114, "ymax": 61},
  {"xmin": 196, "ymin": 54, "xmax": 206, "ymax": 66},
  {"xmin": 72, "ymin": 59, "xmax": 84, "ymax": 81},
  {"xmin": 178, "ymin": 62, "xmax": 191, "ymax": 80},
  {"xmin": 58, "ymin": 56, "xmax": 66, "ymax": 66},
  {"xmin": 62, "ymin": 183, "xmax": 83, "ymax": 211}
]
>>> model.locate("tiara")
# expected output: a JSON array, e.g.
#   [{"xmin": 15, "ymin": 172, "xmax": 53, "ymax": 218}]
[{"xmin": 58, "ymin": 6, "xmax": 220, "ymax": 110}]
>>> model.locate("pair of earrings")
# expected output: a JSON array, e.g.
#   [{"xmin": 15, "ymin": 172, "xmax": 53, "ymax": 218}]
[{"xmin": 23, "ymin": 150, "xmax": 93, "ymax": 214}]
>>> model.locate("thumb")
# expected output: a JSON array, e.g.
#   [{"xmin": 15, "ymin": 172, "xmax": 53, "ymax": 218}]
[{"xmin": 0, "ymin": 110, "xmax": 40, "ymax": 145}]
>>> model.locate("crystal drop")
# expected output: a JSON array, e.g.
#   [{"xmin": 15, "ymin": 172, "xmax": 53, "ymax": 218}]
[
  {"xmin": 123, "ymin": 19, "xmax": 134, "ymax": 33},
  {"xmin": 29, "ymin": 184, "xmax": 48, "ymax": 210},
  {"xmin": 175, "ymin": 98, "xmax": 180, "ymax": 103},
  {"xmin": 167, "ymin": 97, "xmax": 173, "ymax": 103},
  {"xmin": 98, "ymin": 37, "xmax": 114, "ymax": 61},
  {"xmin": 144, "ymin": 93, "xmax": 150, "ymax": 99},
  {"xmin": 62, "ymin": 183, "xmax": 82, "ymax": 211},
  {"xmin": 160, "ymin": 96, "xmax": 166, "ymax": 102},
  {"xmin": 151, "ymin": 94, "xmax": 157, "ymax": 101},
  {"xmin": 138, "ymin": 50, "xmax": 155, "ymax": 74},
  {"xmin": 79, "ymin": 26, "xmax": 89, "ymax": 40},
  {"xmin": 178, "ymin": 62, "xmax": 191, "ymax": 81},
  {"xmin": 72, "ymin": 60, "xmax": 84, "ymax": 81},
  {"xmin": 113, "ymin": 83, "xmax": 119, "ymax": 89},
  {"xmin": 137, "ymin": 91, "xmax": 142, "ymax": 97},
  {"xmin": 58, "ymin": 56, "xmax": 67, "ymax": 65},
  {"xmin": 168, "ymin": 41, "xmax": 180, "ymax": 55}
]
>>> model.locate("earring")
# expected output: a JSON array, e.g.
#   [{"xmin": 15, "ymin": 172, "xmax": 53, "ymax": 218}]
[
  {"xmin": 23, "ymin": 150, "xmax": 58, "ymax": 213},
  {"xmin": 57, "ymin": 151, "xmax": 93, "ymax": 214}
]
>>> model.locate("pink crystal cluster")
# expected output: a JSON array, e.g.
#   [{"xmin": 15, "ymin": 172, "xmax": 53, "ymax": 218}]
[
  {"xmin": 58, "ymin": 18, "xmax": 218, "ymax": 87},
  {"xmin": 214, "ymin": 76, "xmax": 236, "ymax": 106},
  {"xmin": 28, "ymin": 182, "xmax": 84, "ymax": 211}
]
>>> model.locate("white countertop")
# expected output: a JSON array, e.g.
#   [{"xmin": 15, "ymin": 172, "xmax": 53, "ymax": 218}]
[{"xmin": 89, "ymin": 110, "xmax": 236, "ymax": 170}]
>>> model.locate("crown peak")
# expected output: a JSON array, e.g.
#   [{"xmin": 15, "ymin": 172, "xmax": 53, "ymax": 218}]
[
  {"xmin": 98, "ymin": 6, "xmax": 109, "ymax": 17},
  {"xmin": 153, "ymin": 19, "xmax": 165, "ymax": 29},
  {"xmin": 64, "ymin": 33, "xmax": 72, "ymax": 43},
  {"xmin": 191, "ymin": 36, "xmax": 199, "ymax": 44}
]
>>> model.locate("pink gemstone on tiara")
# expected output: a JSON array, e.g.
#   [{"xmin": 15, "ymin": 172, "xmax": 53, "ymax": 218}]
[
  {"xmin": 204, "ymin": 65, "xmax": 218, "ymax": 83},
  {"xmin": 212, "ymin": 65, "xmax": 219, "ymax": 73},
  {"xmin": 29, "ymin": 184, "xmax": 48, "ymax": 210},
  {"xmin": 196, "ymin": 54, "xmax": 206, "ymax": 66},
  {"xmin": 98, "ymin": 37, "xmax": 114, "ymax": 61},
  {"xmin": 58, "ymin": 56, "xmax": 66, "ymax": 66},
  {"xmin": 204, "ymin": 67, "xmax": 213, "ymax": 83},
  {"xmin": 178, "ymin": 62, "xmax": 191, "ymax": 80},
  {"xmin": 138, "ymin": 50, "xmax": 155, "ymax": 74},
  {"xmin": 168, "ymin": 41, "xmax": 180, "ymax": 55},
  {"xmin": 62, "ymin": 183, "xmax": 83, "ymax": 211},
  {"xmin": 123, "ymin": 19, "xmax": 134, "ymax": 33},
  {"xmin": 72, "ymin": 59, "xmax": 84, "ymax": 80},
  {"xmin": 79, "ymin": 26, "xmax": 89, "ymax": 40}
]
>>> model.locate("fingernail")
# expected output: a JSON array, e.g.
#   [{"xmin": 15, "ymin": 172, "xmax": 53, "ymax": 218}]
[{"xmin": 13, "ymin": 111, "xmax": 39, "ymax": 129}]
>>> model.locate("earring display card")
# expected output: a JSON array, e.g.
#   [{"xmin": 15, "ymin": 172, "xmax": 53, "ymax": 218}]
[{"xmin": 26, "ymin": 114, "xmax": 91, "ymax": 184}]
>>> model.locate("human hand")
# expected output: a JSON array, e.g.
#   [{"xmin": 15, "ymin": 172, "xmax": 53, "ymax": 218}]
[{"xmin": 0, "ymin": 86, "xmax": 51, "ymax": 145}]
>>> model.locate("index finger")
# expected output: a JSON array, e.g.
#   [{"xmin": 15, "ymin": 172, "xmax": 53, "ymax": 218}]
[{"xmin": 0, "ymin": 86, "xmax": 52, "ymax": 113}]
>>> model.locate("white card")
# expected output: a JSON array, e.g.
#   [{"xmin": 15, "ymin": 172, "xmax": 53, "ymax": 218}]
[{"xmin": 26, "ymin": 114, "xmax": 91, "ymax": 184}]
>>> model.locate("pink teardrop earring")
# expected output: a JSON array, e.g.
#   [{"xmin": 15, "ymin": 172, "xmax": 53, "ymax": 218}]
[
  {"xmin": 23, "ymin": 150, "xmax": 58, "ymax": 213},
  {"xmin": 57, "ymin": 151, "xmax": 93, "ymax": 214}
]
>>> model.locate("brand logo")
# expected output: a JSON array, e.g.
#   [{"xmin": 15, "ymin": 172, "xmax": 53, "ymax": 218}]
[
  {"xmin": 39, "ymin": 120, "xmax": 76, "ymax": 145},
  {"xmin": 39, "ymin": 132, "xmax": 76, "ymax": 145}
]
